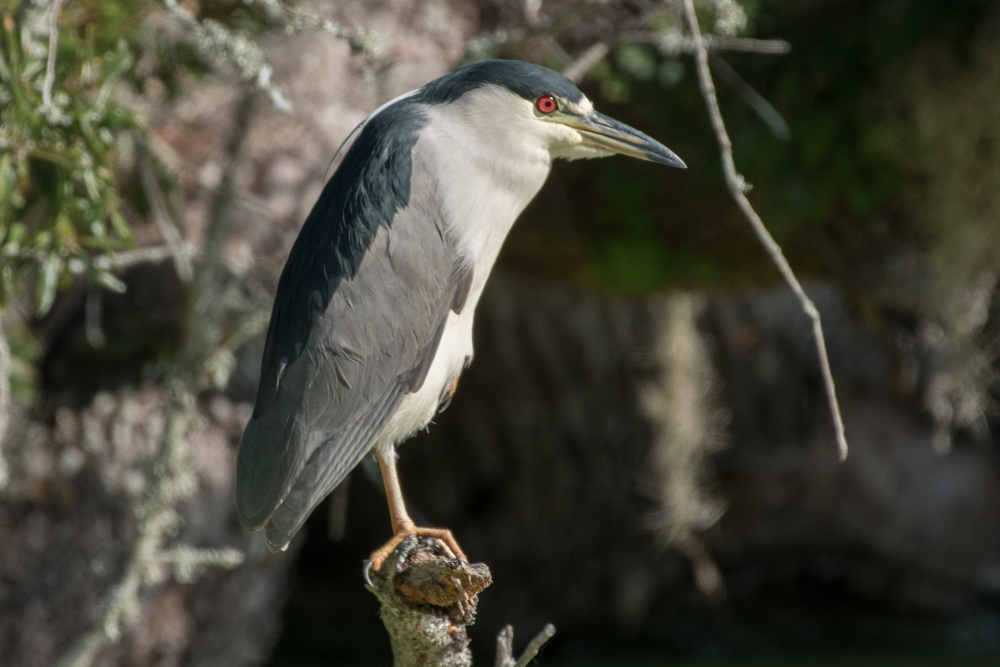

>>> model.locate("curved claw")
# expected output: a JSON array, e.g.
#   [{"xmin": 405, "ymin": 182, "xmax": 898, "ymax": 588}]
[
  {"xmin": 368, "ymin": 527, "xmax": 467, "ymax": 572},
  {"xmin": 362, "ymin": 559, "xmax": 375, "ymax": 586}
]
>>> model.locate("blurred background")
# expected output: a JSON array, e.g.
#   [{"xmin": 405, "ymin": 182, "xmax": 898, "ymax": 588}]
[{"xmin": 2, "ymin": 0, "xmax": 1000, "ymax": 665}]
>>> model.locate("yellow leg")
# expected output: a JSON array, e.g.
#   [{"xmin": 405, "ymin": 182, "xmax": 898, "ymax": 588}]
[{"xmin": 368, "ymin": 448, "xmax": 467, "ymax": 571}]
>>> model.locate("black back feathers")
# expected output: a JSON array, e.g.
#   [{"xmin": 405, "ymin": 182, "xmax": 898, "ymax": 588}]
[
  {"xmin": 252, "ymin": 60, "xmax": 583, "ymax": 415},
  {"xmin": 254, "ymin": 102, "xmax": 428, "ymax": 415}
]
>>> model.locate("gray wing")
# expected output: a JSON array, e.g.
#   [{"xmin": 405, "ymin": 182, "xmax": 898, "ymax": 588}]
[{"xmin": 236, "ymin": 181, "xmax": 470, "ymax": 550}]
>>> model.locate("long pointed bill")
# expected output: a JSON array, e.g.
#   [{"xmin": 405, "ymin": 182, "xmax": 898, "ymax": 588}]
[{"xmin": 566, "ymin": 112, "xmax": 686, "ymax": 168}]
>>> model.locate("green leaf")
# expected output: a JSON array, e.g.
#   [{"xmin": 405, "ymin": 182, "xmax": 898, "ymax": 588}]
[
  {"xmin": 3, "ymin": 221, "xmax": 25, "ymax": 247},
  {"xmin": 0, "ymin": 151, "xmax": 12, "ymax": 201},
  {"xmin": 82, "ymin": 167, "xmax": 100, "ymax": 200},
  {"xmin": 36, "ymin": 251, "xmax": 63, "ymax": 316},
  {"xmin": 90, "ymin": 264, "xmax": 127, "ymax": 294},
  {"xmin": 109, "ymin": 211, "xmax": 131, "ymax": 241},
  {"xmin": 54, "ymin": 213, "xmax": 75, "ymax": 242}
]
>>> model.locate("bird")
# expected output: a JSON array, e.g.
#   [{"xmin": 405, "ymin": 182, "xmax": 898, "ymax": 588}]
[{"xmin": 236, "ymin": 59, "xmax": 685, "ymax": 569}]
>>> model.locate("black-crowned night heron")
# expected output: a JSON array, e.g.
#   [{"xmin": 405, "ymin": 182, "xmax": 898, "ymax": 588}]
[{"xmin": 236, "ymin": 59, "xmax": 685, "ymax": 569}]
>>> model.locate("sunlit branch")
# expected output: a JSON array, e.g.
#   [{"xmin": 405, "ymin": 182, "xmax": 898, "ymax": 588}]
[{"xmin": 680, "ymin": 0, "xmax": 849, "ymax": 459}]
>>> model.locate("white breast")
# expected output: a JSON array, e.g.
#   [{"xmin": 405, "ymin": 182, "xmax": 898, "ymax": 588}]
[{"xmin": 375, "ymin": 87, "xmax": 554, "ymax": 456}]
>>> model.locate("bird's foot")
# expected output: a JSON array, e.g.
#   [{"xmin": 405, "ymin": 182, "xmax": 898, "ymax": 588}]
[{"xmin": 369, "ymin": 526, "xmax": 467, "ymax": 572}]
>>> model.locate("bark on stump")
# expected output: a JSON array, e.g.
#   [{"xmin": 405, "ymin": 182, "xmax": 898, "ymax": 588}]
[{"xmin": 366, "ymin": 536, "xmax": 492, "ymax": 667}]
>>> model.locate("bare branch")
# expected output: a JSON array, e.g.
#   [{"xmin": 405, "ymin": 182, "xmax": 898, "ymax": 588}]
[
  {"xmin": 494, "ymin": 626, "xmax": 515, "ymax": 667},
  {"xmin": 706, "ymin": 34, "xmax": 791, "ymax": 53},
  {"xmin": 680, "ymin": 0, "xmax": 848, "ymax": 459},
  {"xmin": 629, "ymin": 30, "xmax": 790, "ymax": 55},
  {"xmin": 157, "ymin": 546, "xmax": 245, "ymax": 583},
  {"xmin": 709, "ymin": 53, "xmax": 789, "ymax": 139},
  {"xmin": 64, "ymin": 245, "xmax": 184, "ymax": 276},
  {"xmin": 513, "ymin": 624, "xmax": 557, "ymax": 667},
  {"xmin": 495, "ymin": 624, "xmax": 557, "ymax": 667},
  {"xmin": 563, "ymin": 42, "xmax": 609, "ymax": 83}
]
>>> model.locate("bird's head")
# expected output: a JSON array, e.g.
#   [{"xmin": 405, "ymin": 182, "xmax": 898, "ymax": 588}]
[{"xmin": 419, "ymin": 60, "xmax": 686, "ymax": 169}]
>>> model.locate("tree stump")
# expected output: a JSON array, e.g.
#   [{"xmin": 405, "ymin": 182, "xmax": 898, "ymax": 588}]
[
  {"xmin": 365, "ymin": 536, "xmax": 556, "ymax": 667},
  {"xmin": 365, "ymin": 536, "xmax": 492, "ymax": 667}
]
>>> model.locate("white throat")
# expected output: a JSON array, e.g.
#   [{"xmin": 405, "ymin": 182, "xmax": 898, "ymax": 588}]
[{"xmin": 415, "ymin": 88, "xmax": 554, "ymax": 301}]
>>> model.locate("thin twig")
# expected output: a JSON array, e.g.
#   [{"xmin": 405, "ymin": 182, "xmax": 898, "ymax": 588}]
[
  {"xmin": 563, "ymin": 41, "xmax": 609, "ymax": 83},
  {"xmin": 6, "ymin": 245, "xmax": 180, "ymax": 274},
  {"xmin": 494, "ymin": 623, "xmax": 558, "ymax": 667},
  {"xmin": 64, "ymin": 245, "xmax": 183, "ymax": 275},
  {"xmin": 705, "ymin": 34, "xmax": 791, "ymax": 53},
  {"xmin": 42, "ymin": 0, "xmax": 63, "ymax": 108},
  {"xmin": 709, "ymin": 53, "xmax": 789, "ymax": 139},
  {"xmin": 495, "ymin": 625, "xmax": 515, "ymax": 667},
  {"xmin": 707, "ymin": 34, "xmax": 789, "ymax": 53},
  {"xmin": 680, "ymin": 0, "xmax": 848, "ymax": 459},
  {"xmin": 625, "ymin": 31, "xmax": 790, "ymax": 55},
  {"xmin": 139, "ymin": 153, "xmax": 195, "ymax": 282},
  {"xmin": 513, "ymin": 624, "xmax": 556, "ymax": 667}
]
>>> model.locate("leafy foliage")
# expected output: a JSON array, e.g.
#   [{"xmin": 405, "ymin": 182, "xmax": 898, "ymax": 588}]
[
  {"xmin": 1, "ymin": 8, "xmax": 139, "ymax": 314},
  {"xmin": 0, "ymin": 0, "xmax": 378, "ymax": 318},
  {"xmin": 718, "ymin": 0, "xmax": 990, "ymax": 234}
]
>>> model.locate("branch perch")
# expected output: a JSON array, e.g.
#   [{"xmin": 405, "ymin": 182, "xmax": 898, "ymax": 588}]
[
  {"xmin": 680, "ymin": 0, "xmax": 849, "ymax": 459},
  {"xmin": 366, "ymin": 536, "xmax": 492, "ymax": 667},
  {"xmin": 366, "ymin": 537, "xmax": 557, "ymax": 667}
]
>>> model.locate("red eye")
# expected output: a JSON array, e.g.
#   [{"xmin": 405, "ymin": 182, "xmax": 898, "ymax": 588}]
[{"xmin": 535, "ymin": 95, "xmax": 558, "ymax": 114}]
